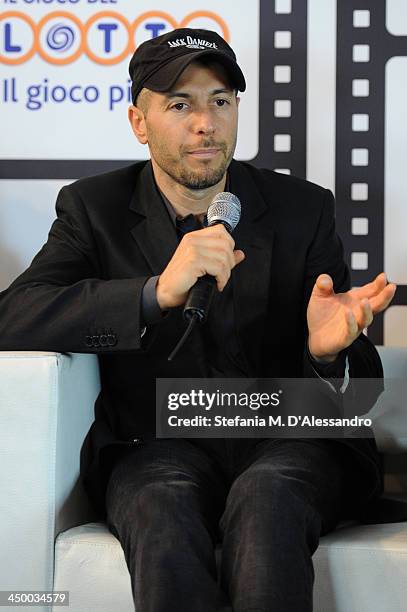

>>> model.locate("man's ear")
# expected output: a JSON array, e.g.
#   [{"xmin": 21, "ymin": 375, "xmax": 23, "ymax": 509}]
[
  {"xmin": 128, "ymin": 105, "xmax": 148, "ymax": 145},
  {"xmin": 236, "ymin": 96, "xmax": 240, "ymax": 107}
]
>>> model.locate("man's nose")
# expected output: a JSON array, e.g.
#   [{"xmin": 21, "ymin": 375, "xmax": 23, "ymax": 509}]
[{"xmin": 190, "ymin": 110, "xmax": 216, "ymax": 134}]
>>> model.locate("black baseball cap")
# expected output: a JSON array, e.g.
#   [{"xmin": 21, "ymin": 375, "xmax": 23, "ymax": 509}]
[{"xmin": 129, "ymin": 28, "xmax": 246, "ymax": 105}]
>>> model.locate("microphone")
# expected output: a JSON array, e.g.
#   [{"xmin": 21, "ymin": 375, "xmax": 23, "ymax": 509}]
[
  {"xmin": 168, "ymin": 191, "xmax": 241, "ymax": 361},
  {"xmin": 183, "ymin": 191, "xmax": 241, "ymax": 323}
]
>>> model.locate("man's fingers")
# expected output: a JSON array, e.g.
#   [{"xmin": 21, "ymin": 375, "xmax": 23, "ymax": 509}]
[
  {"xmin": 348, "ymin": 298, "xmax": 374, "ymax": 335},
  {"xmin": 158, "ymin": 225, "xmax": 243, "ymax": 307},
  {"xmin": 345, "ymin": 299, "xmax": 373, "ymax": 339},
  {"xmin": 205, "ymin": 249, "xmax": 245, "ymax": 291},
  {"xmin": 204, "ymin": 224, "xmax": 236, "ymax": 249},
  {"xmin": 358, "ymin": 298, "xmax": 374, "ymax": 328},
  {"xmin": 217, "ymin": 251, "xmax": 245, "ymax": 290},
  {"xmin": 186, "ymin": 233, "xmax": 237, "ymax": 268},
  {"xmin": 313, "ymin": 274, "xmax": 334, "ymax": 296},
  {"xmin": 350, "ymin": 272, "xmax": 396, "ymax": 314},
  {"xmin": 368, "ymin": 282, "xmax": 397, "ymax": 313},
  {"xmin": 184, "ymin": 231, "xmax": 235, "ymax": 253},
  {"xmin": 352, "ymin": 272, "xmax": 388, "ymax": 300},
  {"xmin": 233, "ymin": 249, "xmax": 245, "ymax": 266},
  {"xmin": 216, "ymin": 268, "xmax": 231, "ymax": 292},
  {"xmin": 346, "ymin": 308, "xmax": 359, "ymax": 339}
]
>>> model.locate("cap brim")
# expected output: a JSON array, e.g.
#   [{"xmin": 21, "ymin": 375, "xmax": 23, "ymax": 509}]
[{"xmin": 143, "ymin": 50, "xmax": 246, "ymax": 94}]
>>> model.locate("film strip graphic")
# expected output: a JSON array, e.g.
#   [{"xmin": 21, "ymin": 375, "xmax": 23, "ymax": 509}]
[
  {"xmin": 335, "ymin": 0, "xmax": 407, "ymax": 344},
  {"xmin": 253, "ymin": 0, "xmax": 307, "ymax": 177}
]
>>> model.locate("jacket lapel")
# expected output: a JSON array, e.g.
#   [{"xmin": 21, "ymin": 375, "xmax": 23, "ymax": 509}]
[
  {"xmin": 228, "ymin": 160, "xmax": 274, "ymax": 375},
  {"xmin": 129, "ymin": 161, "xmax": 179, "ymax": 275}
]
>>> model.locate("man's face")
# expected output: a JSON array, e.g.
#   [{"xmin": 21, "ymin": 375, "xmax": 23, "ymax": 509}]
[{"xmin": 133, "ymin": 61, "xmax": 240, "ymax": 190}]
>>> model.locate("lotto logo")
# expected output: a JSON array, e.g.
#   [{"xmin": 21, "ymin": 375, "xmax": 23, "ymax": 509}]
[{"xmin": 0, "ymin": 10, "xmax": 229, "ymax": 65}]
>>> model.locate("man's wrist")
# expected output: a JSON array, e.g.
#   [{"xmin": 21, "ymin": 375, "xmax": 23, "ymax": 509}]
[
  {"xmin": 308, "ymin": 350, "xmax": 339, "ymax": 364},
  {"xmin": 141, "ymin": 276, "xmax": 169, "ymax": 325},
  {"xmin": 307, "ymin": 341, "xmax": 339, "ymax": 364},
  {"xmin": 306, "ymin": 343, "xmax": 348, "ymax": 379},
  {"xmin": 156, "ymin": 277, "xmax": 171, "ymax": 311}
]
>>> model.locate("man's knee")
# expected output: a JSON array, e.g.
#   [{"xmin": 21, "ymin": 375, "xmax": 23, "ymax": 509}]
[
  {"xmin": 109, "ymin": 479, "xmax": 211, "ymax": 539},
  {"xmin": 108, "ymin": 480, "xmax": 218, "ymax": 573},
  {"xmin": 221, "ymin": 468, "xmax": 322, "ymax": 545}
]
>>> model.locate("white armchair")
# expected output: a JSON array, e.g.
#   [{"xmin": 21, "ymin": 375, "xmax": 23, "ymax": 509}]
[{"xmin": 0, "ymin": 348, "xmax": 407, "ymax": 612}]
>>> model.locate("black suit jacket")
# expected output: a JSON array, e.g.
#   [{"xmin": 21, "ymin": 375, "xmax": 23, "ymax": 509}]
[{"xmin": 0, "ymin": 159, "xmax": 404, "ymax": 523}]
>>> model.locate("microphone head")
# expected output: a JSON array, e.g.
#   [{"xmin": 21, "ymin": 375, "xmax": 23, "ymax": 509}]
[{"xmin": 207, "ymin": 192, "xmax": 241, "ymax": 232}]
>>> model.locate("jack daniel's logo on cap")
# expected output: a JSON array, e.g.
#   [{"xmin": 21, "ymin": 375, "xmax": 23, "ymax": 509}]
[
  {"xmin": 129, "ymin": 27, "xmax": 246, "ymax": 105},
  {"xmin": 168, "ymin": 35, "xmax": 219, "ymax": 50}
]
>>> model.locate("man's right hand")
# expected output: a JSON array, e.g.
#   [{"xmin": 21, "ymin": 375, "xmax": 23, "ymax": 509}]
[{"xmin": 156, "ymin": 224, "xmax": 245, "ymax": 310}]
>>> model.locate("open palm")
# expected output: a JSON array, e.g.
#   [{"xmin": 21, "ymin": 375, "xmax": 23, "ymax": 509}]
[{"xmin": 307, "ymin": 272, "xmax": 397, "ymax": 362}]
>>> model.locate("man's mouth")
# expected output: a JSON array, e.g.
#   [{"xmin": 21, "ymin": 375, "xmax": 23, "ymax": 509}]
[{"xmin": 187, "ymin": 149, "xmax": 221, "ymax": 159}]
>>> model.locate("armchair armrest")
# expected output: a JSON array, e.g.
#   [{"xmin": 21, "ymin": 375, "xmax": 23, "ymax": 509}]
[
  {"xmin": 0, "ymin": 352, "xmax": 100, "ymax": 596},
  {"xmin": 373, "ymin": 347, "xmax": 407, "ymax": 499},
  {"xmin": 367, "ymin": 347, "xmax": 407, "ymax": 454}
]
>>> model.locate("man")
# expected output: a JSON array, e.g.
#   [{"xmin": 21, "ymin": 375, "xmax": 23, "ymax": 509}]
[{"xmin": 0, "ymin": 28, "xmax": 397, "ymax": 611}]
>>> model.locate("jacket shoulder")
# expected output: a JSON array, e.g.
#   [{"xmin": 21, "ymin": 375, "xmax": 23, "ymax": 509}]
[
  {"xmin": 235, "ymin": 161, "xmax": 334, "ymax": 223},
  {"xmin": 240, "ymin": 162, "xmax": 329, "ymax": 199},
  {"xmin": 63, "ymin": 161, "xmax": 148, "ymax": 202}
]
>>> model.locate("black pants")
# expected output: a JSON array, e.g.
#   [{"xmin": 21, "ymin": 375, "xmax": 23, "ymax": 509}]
[{"xmin": 105, "ymin": 437, "xmax": 360, "ymax": 612}]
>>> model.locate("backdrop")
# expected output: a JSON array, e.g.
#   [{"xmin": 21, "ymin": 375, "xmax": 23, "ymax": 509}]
[{"xmin": 1, "ymin": 0, "xmax": 406, "ymax": 345}]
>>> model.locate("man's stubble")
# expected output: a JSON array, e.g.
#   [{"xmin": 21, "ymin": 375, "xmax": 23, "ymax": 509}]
[{"xmin": 148, "ymin": 132, "xmax": 237, "ymax": 190}]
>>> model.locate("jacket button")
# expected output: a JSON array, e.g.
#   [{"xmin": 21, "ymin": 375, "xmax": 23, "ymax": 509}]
[{"xmin": 107, "ymin": 333, "xmax": 117, "ymax": 346}]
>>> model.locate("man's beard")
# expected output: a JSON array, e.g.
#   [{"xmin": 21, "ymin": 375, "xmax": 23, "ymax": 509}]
[
  {"xmin": 152, "ymin": 137, "xmax": 235, "ymax": 190},
  {"xmin": 176, "ymin": 157, "xmax": 229, "ymax": 190}
]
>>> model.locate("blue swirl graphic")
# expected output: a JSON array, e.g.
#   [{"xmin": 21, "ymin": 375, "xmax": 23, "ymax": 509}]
[{"xmin": 46, "ymin": 24, "xmax": 75, "ymax": 53}]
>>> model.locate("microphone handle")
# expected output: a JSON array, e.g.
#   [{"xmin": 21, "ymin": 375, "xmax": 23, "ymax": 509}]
[
  {"xmin": 183, "ymin": 274, "xmax": 217, "ymax": 323},
  {"xmin": 182, "ymin": 220, "xmax": 233, "ymax": 323}
]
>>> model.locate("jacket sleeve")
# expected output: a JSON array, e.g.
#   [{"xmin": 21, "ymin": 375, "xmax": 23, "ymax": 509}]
[
  {"xmin": 0, "ymin": 184, "xmax": 152, "ymax": 353},
  {"xmin": 302, "ymin": 188, "xmax": 384, "ymax": 401}
]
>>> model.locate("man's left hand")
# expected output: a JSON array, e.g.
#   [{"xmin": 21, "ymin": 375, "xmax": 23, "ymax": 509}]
[{"xmin": 307, "ymin": 272, "xmax": 397, "ymax": 363}]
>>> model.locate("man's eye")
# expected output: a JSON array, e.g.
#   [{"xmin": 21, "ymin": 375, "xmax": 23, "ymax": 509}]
[
  {"xmin": 215, "ymin": 99, "xmax": 229, "ymax": 107},
  {"xmin": 172, "ymin": 103, "xmax": 187, "ymax": 111}
]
